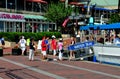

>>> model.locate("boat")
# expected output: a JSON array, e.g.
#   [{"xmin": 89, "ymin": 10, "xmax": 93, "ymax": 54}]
[
  {"xmin": 93, "ymin": 43, "xmax": 120, "ymax": 65},
  {"xmin": 80, "ymin": 23, "xmax": 120, "ymax": 65}
]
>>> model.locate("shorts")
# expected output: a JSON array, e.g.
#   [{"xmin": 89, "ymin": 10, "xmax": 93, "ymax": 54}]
[
  {"xmin": 42, "ymin": 51, "xmax": 46, "ymax": 56},
  {"xmin": 21, "ymin": 47, "xmax": 26, "ymax": 51}
]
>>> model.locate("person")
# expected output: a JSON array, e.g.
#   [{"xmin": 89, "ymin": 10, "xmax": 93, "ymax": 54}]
[
  {"xmin": 34, "ymin": 24, "xmax": 38, "ymax": 32},
  {"xmin": 19, "ymin": 36, "xmax": 26, "ymax": 55},
  {"xmin": 26, "ymin": 23, "xmax": 31, "ymax": 32},
  {"xmin": 105, "ymin": 39, "xmax": 112, "ymax": 45},
  {"xmin": 113, "ymin": 35, "xmax": 120, "ymax": 45},
  {"xmin": 45, "ymin": 37, "xmax": 50, "ymax": 55},
  {"xmin": 51, "ymin": 35, "xmax": 57, "ymax": 61},
  {"xmin": 76, "ymin": 31, "xmax": 81, "ymax": 42},
  {"xmin": 26, "ymin": 38, "xmax": 30, "ymax": 54},
  {"xmin": 84, "ymin": 37, "xmax": 89, "ymax": 55},
  {"xmin": 58, "ymin": 38, "xmax": 64, "ymax": 61},
  {"xmin": 0, "ymin": 36, "xmax": 5, "ymax": 48},
  {"xmin": 69, "ymin": 36, "xmax": 75, "ymax": 60},
  {"xmin": 16, "ymin": 24, "xmax": 20, "ymax": 32},
  {"xmin": 15, "ymin": 34, "xmax": 19, "ymax": 48},
  {"xmin": 29, "ymin": 38, "xmax": 36, "ymax": 61},
  {"xmin": 41, "ymin": 36, "xmax": 47, "ymax": 60},
  {"xmin": 37, "ymin": 39, "xmax": 42, "ymax": 54}
]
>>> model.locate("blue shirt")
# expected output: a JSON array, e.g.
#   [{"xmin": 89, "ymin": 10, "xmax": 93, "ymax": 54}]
[{"xmin": 45, "ymin": 40, "xmax": 50, "ymax": 49}]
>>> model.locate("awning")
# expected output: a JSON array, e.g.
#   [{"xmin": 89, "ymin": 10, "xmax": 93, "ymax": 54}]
[
  {"xmin": 80, "ymin": 25, "xmax": 98, "ymax": 30},
  {"xmin": 100, "ymin": 23, "xmax": 120, "ymax": 29},
  {"xmin": 84, "ymin": 6, "xmax": 117, "ymax": 12},
  {"xmin": 80, "ymin": 23, "xmax": 120, "ymax": 30},
  {"xmin": 60, "ymin": 0, "xmax": 65, "ymax": 2},
  {"xmin": 26, "ymin": 0, "xmax": 47, "ymax": 4},
  {"xmin": 69, "ymin": 2, "xmax": 84, "ymax": 6},
  {"xmin": 24, "ymin": 14, "xmax": 46, "ymax": 20}
]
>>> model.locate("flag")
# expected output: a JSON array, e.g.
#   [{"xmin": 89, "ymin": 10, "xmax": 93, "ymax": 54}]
[{"xmin": 62, "ymin": 18, "xmax": 69, "ymax": 27}]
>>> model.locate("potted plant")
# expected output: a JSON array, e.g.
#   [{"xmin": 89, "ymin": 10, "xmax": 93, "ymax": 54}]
[{"xmin": 12, "ymin": 44, "xmax": 22, "ymax": 55}]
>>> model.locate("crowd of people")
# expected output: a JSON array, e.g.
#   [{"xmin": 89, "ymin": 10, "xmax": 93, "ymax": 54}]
[
  {"xmin": 0, "ymin": 31, "xmax": 96, "ymax": 61},
  {"xmin": 15, "ymin": 35, "xmax": 65, "ymax": 61}
]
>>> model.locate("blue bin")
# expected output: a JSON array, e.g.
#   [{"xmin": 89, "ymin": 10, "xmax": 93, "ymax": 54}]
[{"xmin": 93, "ymin": 55, "xmax": 96, "ymax": 62}]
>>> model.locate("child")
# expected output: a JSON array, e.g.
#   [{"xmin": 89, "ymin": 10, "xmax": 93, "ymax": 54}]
[{"xmin": 58, "ymin": 38, "xmax": 64, "ymax": 61}]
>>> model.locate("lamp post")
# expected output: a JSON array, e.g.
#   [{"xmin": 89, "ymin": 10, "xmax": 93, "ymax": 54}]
[
  {"xmin": 69, "ymin": 12, "xmax": 80, "ymax": 36},
  {"xmin": 9, "ymin": 2, "xmax": 13, "ymax": 12},
  {"xmin": 91, "ymin": 3, "xmax": 96, "ymax": 25},
  {"xmin": 6, "ymin": 0, "xmax": 8, "ymax": 11}
]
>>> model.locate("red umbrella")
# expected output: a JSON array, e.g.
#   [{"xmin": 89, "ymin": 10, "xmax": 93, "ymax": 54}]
[
  {"xmin": 69, "ymin": 2, "xmax": 84, "ymax": 6},
  {"xmin": 60, "ymin": 0, "xmax": 65, "ymax": 2},
  {"xmin": 26, "ymin": 0, "xmax": 48, "ymax": 4}
]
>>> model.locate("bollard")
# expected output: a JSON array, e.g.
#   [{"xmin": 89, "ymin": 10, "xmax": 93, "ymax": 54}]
[
  {"xmin": 93, "ymin": 55, "xmax": 96, "ymax": 62},
  {"xmin": 0, "ymin": 49, "xmax": 3, "ymax": 56}
]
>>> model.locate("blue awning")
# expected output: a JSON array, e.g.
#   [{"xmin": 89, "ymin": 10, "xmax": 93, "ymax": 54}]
[
  {"xmin": 80, "ymin": 23, "xmax": 120, "ymax": 30},
  {"xmin": 84, "ymin": 6, "xmax": 117, "ymax": 12},
  {"xmin": 80, "ymin": 24, "xmax": 102, "ymax": 30},
  {"xmin": 100, "ymin": 23, "xmax": 120, "ymax": 29}
]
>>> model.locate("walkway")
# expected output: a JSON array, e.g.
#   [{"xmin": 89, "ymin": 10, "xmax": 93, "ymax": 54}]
[{"xmin": 0, "ymin": 55, "xmax": 120, "ymax": 79}]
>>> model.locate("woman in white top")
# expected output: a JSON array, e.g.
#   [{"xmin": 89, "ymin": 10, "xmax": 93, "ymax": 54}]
[
  {"xmin": 19, "ymin": 36, "xmax": 26, "ymax": 55},
  {"xmin": 37, "ymin": 39, "xmax": 42, "ymax": 53}
]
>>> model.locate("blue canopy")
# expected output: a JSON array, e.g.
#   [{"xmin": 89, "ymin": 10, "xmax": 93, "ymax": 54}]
[
  {"xmin": 80, "ymin": 23, "xmax": 120, "ymax": 30},
  {"xmin": 84, "ymin": 6, "xmax": 117, "ymax": 12},
  {"xmin": 100, "ymin": 23, "xmax": 120, "ymax": 29},
  {"xmin": 80, "ymin": 24, "xmax": 102, "ymax": 30}
]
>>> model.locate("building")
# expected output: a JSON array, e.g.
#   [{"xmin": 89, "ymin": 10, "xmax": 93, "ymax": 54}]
[
  {"xmin": 0, "ymin": 0, "xmax": 56, "ymax": 32},
  {"xmin": 66, "ymin": 0, "xmax": 118, "ymax": 25},
  {"xmin": 0, "ymin": 0, "xmax": 119, "ymax": 33}
]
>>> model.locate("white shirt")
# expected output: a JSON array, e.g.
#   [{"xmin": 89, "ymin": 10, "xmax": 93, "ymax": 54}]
[
  {"xmin": 37, "ymin": 40, "xmax": 42, "ymax": 49},
  {"xmin": 19, "ymin": 39, "xmax": 26, "ymax": 47}
]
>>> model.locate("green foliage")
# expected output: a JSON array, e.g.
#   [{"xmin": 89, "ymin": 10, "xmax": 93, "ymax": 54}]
[
  {"xmin": 44, "ymin": 2, "xmax": 73, "ymax": 26},
  {"xmin": 0, "ymin": 32, "xmax": 61, "ymax": 42},
  {"xmin": 109, "ymin": 13, "xmax": 120, "ymax": 23}
]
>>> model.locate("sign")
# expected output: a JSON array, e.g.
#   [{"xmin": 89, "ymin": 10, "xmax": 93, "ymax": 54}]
[
  {"xmin": 0, "ymin": 12, "xmax": 24, "ymax": 20},
  {"xmin": 89, "ymin": 17, "xmax": 94, "ymax": 24},
  {"xmin": 68, "ymin": 41, "xmax": 94, "ymax": 51}
]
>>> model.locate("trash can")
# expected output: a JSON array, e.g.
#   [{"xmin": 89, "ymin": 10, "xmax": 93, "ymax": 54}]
[
  {"xmin": 0, "ymin": 49, "xmax": 3, "ymax": 56},
  {"xmin": 93, "ymin": 55, "xmax": 97, "ymax": 62},
  {"xmin": 12, "ymin": 48, "xmax": 22, "ymax": 55}
]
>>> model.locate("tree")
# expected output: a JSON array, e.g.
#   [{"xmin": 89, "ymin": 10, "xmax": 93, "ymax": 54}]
[
  {"xmin": 44, "ymin": 2, "xmax": 73, "ymax": 31},
  {"xmin": 109, "ymin": 13, "xmax": 120, "ymax": 23}
]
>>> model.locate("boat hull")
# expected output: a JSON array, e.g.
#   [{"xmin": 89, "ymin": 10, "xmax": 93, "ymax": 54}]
[{"xmin": 93, "ymin": 44, "xmax": 120, "ymax": 65}]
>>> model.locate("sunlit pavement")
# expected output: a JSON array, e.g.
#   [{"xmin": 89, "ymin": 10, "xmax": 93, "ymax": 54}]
[{"xmin": 0, "ymin": 55, "xmax": 120, "ymax": 79}]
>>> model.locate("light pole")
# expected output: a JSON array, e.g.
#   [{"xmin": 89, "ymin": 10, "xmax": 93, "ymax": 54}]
[
  {"xmin": 6, "ymin": 0, "xmax": 8, "ymax": 11},
  {"xmin": 69, "ymin": 12, "xmax": 80, "ymax": 36},
  {"xmin": 91, "ymin": 3, "xmax": 96, "ymax": 25},
  {"xmin": 65, "ymin": 0, "xmax": 68, "ymax": 8},
  {"xmin": 9, "ymin": 2, "xmax": 13, "ymax": 12}
]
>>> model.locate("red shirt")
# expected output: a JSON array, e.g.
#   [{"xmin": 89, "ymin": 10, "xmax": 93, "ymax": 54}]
[
  {"xmin": 41, "ymin": 40, "xmax": 47, "ymax": 51},
  {"xmin": 51, "ymin": 39, "xmax": 57, "ymax": 50}
]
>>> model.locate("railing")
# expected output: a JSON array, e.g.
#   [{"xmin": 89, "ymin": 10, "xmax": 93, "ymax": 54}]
[{"xmin": 0, "ymin": 8, "xmax": 45, "ymax": 15}]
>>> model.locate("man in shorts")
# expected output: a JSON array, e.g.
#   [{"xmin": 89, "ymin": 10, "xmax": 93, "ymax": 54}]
[{"xmin": 41, "ymin": 36, "xmax": 47, "ymax": 60}]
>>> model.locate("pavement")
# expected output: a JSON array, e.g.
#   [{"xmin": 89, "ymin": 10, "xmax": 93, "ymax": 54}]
[
  {"xmin": 0, "ymin": 38, "xmax": 120, "ymax": 79},
  {"xmin": 0, "ymin": 54, "xmax": 120, "ymax": 79}
]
